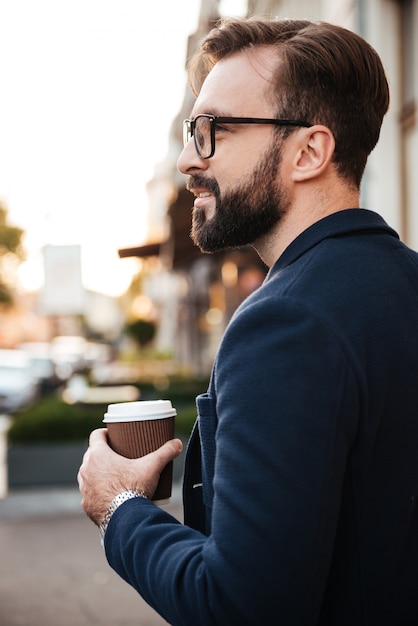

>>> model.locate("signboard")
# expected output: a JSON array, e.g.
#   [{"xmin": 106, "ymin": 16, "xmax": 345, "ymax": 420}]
[{"xmin": 39, "ymin": 245, "xmax": 85, "ymax": 315}]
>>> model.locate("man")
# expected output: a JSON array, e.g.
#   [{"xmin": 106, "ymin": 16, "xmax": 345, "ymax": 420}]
[{"xmin": 78, "ymin": 18, "xmax": 418, "ymax": 625}]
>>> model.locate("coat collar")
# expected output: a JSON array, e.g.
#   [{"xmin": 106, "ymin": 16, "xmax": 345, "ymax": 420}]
[{"xmin": 267, "ymin": 209, "xmax": 399, "ymax": 277}]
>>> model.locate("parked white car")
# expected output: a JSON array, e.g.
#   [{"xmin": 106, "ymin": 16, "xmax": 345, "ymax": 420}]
[
  {"xmin": 0, "ymin": 349, "xmax": 39, "ymax": 414},
  {"xmin": 18, "ymin": 342, "xmax": 60, "ymax": 391}
]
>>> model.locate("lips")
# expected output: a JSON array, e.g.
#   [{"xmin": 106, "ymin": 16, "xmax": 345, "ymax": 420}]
[
  {"xmin": 186, "ymin": 177, "xmax": 219, "ymax": 208},
  {"xmin": 188, "ymin": 185, "xmax": 212, "ymax": 199}
]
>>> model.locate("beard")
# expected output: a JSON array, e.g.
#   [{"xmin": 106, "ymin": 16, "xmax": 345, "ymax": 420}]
[{"xmin": 188, "ymin": 140, "xmax": 289, "ymax": 253}]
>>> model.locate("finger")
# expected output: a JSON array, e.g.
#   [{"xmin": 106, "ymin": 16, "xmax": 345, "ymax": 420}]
[
  {"xmin": 88, "ymin": 427, "xmax": 109, "ymax": 446},
  {"xmin": 148, "ymin": 438, "xmax": 183, "ymax": 472}
]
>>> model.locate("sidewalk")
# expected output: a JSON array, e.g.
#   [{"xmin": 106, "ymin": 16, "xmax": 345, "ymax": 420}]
[
  {"xmin": 0, "ymin": 481, "xmax": 182, "ymax": 518},
  {"xmin": 0, "ymin": 484, "xmax": 183, "ymax": 626},
  {"xmin": 0, "ymin": 486, "xmax": 83, "ymax": 518}
]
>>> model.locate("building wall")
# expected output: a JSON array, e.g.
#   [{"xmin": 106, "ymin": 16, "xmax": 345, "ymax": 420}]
[{"xmin": 360, "ymin": 0, "xmax": 417, "ymax": 248}]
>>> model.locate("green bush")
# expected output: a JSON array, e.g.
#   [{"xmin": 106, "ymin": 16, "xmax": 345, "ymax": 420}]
[
  {"xmin": 7, "ymin": 380, "xmax": 203, "ymax": 444},
  {"xmin": 175, "ymin": 404, "xmax": 198, "ymax": 436},
  {"xmin": 8, "ymin": 396, "xmax": 106, "ymax": 444}
]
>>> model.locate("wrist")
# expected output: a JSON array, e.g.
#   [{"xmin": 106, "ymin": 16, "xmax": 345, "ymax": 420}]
[{"xmin": 99, "ymin": 489, "xmax": 148, "ymax": 542}]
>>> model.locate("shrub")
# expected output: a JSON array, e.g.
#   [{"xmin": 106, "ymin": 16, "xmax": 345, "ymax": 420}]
[
  {"xmin": 7, "ymin": 379, "xmax": 204, "ymax": 444},
  {"xmin": 8, "ymin": 396, "xmax": 105, "ymax": 444}
]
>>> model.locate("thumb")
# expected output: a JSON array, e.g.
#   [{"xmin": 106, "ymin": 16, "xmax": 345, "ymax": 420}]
[
  {"xmin": 151, "ymin": 438, "xmax": 183, "ymax": 471},
  {"xmin": 135, "ymin": 438, "xmax": 183, "ymax": 499}
]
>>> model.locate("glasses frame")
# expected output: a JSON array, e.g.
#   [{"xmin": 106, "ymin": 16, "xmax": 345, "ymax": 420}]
[{"xmin": 183, "ymin": 114, "xmax": 313, "ymax": 159}]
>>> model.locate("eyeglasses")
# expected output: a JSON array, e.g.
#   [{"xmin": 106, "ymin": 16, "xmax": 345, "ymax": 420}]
[{"xmin": 183, "ymin": 114, "xmax": 312, "ymax": 159}]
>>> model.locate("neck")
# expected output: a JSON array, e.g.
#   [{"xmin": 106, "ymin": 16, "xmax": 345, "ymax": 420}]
[{"xmin": 253, "ymin": 184, "xmax": 359, "ymax": 267}]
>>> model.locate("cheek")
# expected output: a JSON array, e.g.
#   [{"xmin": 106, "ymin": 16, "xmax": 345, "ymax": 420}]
[{"xmin": 213, "ymin": 154, "xmax": 259, "ymax": 194}]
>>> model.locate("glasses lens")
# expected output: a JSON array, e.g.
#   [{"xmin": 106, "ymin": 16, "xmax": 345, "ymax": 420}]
[
  {"xmin": 183, "ymin": 120, "xmax": 192, "ymax": 148},
  {"xmin": 194, "ymin": 116, "xmax": 212, "ymax": 158}
]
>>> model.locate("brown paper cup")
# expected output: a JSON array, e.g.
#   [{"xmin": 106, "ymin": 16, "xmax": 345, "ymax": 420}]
[{"xmin": 103, "ymin": 400, "xmax": 176, "ymax": 502}]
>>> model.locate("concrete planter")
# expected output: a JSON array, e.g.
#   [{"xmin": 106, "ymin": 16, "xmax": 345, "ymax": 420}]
[
  {"xmin": 7, "ymin": 442, "xmax": 87, "ymax": 489},
  {"xmin": 6, "ymin": 440, "xmax": 185, "ymax": 490}
]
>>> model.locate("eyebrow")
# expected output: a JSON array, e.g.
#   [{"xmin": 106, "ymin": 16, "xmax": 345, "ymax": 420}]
[{"xmin": 189, "ymin": 109, "xmax": 236, "ymax": 119}]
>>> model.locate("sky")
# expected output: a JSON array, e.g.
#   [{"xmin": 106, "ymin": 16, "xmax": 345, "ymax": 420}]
[{"xmin": 0, "ymin": 0, "xmax": 246, "ymax": 297}]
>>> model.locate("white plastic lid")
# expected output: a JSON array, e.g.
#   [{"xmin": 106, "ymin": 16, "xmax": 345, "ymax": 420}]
[{"xmin": 103, "ymin": 400, "xmax": 176, "ymax": 423}]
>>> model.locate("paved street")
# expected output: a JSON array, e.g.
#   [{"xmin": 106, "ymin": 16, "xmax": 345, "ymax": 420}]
[{"xmin": 0, "ymin": 486, "xmax": 183, "ymax": 626}]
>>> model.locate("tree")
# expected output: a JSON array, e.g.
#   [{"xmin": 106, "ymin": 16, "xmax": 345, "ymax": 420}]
[
  {"xmin": 125, "ymin": 318, "xmax": 157, "ymax": 348},
  {"xmin": 0, "ymin": 202, "xmax": 24, "ymax": 305}
]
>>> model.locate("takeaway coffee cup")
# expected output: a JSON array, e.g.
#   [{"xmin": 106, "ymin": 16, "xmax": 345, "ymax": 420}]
[{"xmin": 103, "ymin": 400, "xmax": 176, "ymax": 503}]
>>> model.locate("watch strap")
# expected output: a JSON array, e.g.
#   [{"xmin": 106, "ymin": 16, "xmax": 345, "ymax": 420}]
[{"xmin": 99, "ymin": 489, "xmax": 148, "ymax": 542}]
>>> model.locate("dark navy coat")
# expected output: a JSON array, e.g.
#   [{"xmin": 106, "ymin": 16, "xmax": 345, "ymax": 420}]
[{"xmin": 106, "ymin": 209, "xmax": 418, "ymax": 625}]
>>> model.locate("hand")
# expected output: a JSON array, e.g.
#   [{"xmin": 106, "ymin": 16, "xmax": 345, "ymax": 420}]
[{"xmin": 77, "ymin": 428, "xmax": 183, "ymax": 525}]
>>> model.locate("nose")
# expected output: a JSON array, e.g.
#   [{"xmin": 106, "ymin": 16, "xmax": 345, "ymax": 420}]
[{"xmin": 177, "ymin": 138, "xmax": 208, "ymax": 175}]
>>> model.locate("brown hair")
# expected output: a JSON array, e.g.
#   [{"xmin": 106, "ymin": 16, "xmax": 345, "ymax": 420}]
[{"xmin": 188, "ymin": 17, "xmax": 390, "ymax": 187}]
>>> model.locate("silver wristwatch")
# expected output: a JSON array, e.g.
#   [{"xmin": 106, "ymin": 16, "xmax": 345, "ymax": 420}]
[{"xmin": 99, "ymin": 489, "xmax": 148, "ymax": 541}]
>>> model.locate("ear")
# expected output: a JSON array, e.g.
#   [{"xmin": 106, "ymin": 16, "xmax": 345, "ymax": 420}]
[{"xmin": 291, "ymin": 125, "xmax": 335, "ymax": 182}]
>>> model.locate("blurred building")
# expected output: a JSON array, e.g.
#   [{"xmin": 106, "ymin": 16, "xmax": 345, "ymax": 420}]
[{"xmin": 120, "ymin": 0, "xmax": 417, "ymax": 375}]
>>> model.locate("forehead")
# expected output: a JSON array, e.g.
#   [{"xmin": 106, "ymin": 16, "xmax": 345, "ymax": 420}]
[{"xmin": 192, "ymin": 47, "xmax": 279, "ymax": 117}]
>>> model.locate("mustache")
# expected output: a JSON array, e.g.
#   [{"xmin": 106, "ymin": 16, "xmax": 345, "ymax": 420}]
[{"xmin": 186, "ymin": 175, "xmax": 220, "ymax": 195}]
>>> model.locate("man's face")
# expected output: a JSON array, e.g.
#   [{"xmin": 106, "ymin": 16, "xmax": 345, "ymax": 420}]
[
  {"xmin": 177, "ymin": 49, "xmax": 291, "ymax": 253},
  {"xmin": 188, "ymin": 140, "xmax": 289, "ymax": 252}
]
